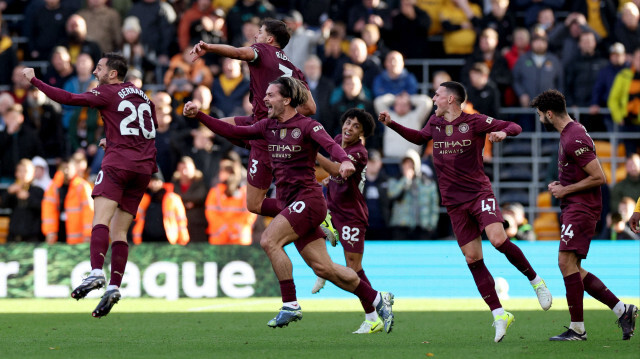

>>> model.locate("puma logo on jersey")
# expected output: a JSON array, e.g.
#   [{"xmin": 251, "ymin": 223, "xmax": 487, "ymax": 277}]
[
  {"xmin": 436, "ymin": 126, "xmax": 441, "ymax": 132},
  {"xmin": 575, "ymin": 139, "xmax": 584, "ymax": 144}
]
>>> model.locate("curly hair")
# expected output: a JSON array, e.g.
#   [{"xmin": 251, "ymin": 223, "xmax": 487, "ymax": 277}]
[{"xmin": 530, "ymin": 89, "xmax": 567, "ymax": 115}]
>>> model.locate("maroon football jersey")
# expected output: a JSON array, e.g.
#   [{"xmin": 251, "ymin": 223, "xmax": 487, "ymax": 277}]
[
  {"xmin": 557, "ymin": 121, "xmax": 602, "ymax": 212},
  {"xmin": 389, "ymin": 112, "xmax": 522, "ymax": 205},
  {"xmin": 31, "ymin": 78, "xmax": 158, "ymax": 174},
  {"xmin": 327, "ymin": 135, "xmax": 369, "ymax": 225},
  {"xmin": 197, "ymin": 112, "xmax": 350, "ymax": 207},
  {"xmin": 248, "ymin": 43, "xmax": 307, "ymax": 121}
]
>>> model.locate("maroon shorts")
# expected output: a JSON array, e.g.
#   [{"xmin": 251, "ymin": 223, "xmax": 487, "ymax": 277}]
[
  {"xmin": 279, "ymin": 194, "xmax": 326, "ymax": 252},
  {"xmin": 234, "ymin": 115, "xmax": 273, "ymax": 190},
  {"xmin": 559, "ymin": 205, "xmax": 597, "ymax": 259},
  {"xmin": 332, "ymin": 214, "xmax": 366, "ymax": 254},
  {"xmin": 92, "ymin": 166, "xmax": 151, "ymax": 216},
  {"xmin": 447, "ymin": 192, "xmax": 504, "ymax": 247}
]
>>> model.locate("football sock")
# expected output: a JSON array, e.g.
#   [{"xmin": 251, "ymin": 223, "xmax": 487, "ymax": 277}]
[
  {"xmin": 613, "ymin": 302, "xmax": 626, "ymax": 318},
  {"xmin": 529, "ymin": 275, "xmax": 542, "ymax": 286},
  {"xmin": 569, "ymin": 322, "xmax": 585, "ymax": 334},
  {"xmin": 492, "ymin": 308, "xmax": 505, "ymax": 318},
  {"xmin": 283, "ymin": 301, "xmax": 299, "ymax": 309},
  {"xmin": 564, "ymin": 272, "xmax": 584, "ymax": 322},
  {"xmin": 279, "ymin": 279, "xmax": 297, "ymax": 303},
  {"xmin": 582, "ymin": 272, "xmax": 620, "ymax": 310},
  {"xmin": 468, "ymin": 259, "xmax": 502, "ymax": 311},
  {"xmin": 371, "ymin": 292, "xmax": 381, "ymax": 308},
  {"xmin": 261, "ymin": 198, "xmax": 283, "ymax": 217},
  {"xmin": 109, "ymin": 241, "xmax": 129, "ymax": 287},
  {"xmin": 90, "ymin": 224, "xmax": 110, "ymax": 270},
  {"xmin": 106, "ymin": 285, "xmax": 119, "ymax": 291},
  {"xmin": 354, "ymin": 280, "xmax": 379, "ymax": 307},
  {"xmin": 496, "ymin": 239, "xmax": 537, "ymax": 281},
  {"xmin": 357, "ymin": 270, "xmax": 377, "ymax": 316},
  {"xmin": 365, "ymin": 311, "xmax": 378, "ymax": 322}
]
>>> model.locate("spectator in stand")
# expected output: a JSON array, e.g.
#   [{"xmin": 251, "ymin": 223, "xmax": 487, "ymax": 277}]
[
  {"xmin": 58, "ymin": 14, "xmax": 102, "ymax": 65},
  {"xmin": 602, "ymin": 197, "xmax": 640, "ymax": 240},
  {"xmin": 504, "ymin": 28, "xmax": 531, "ymax": 70},
  {"xmin": 131, "ymin": 171, "xmax": 190, "ymax": 245},
  {"xmin": 205, "ymin": 152, "xmax": 257, "ymax": 245},
  {"xmin": 61, "ymin": 53, "xmax": 94, "ymax": 129},
  {"xmin": 172, "ymin": 156, "xmax": 209, "ymax": 243},
  {"xmin": 282, "ymin": 10, "xmax": 322, "ymax": 70},
  {"xmin": 0, "ymin": 104, "xmax": 43, "ymax": 183},
  {"xmin": 347, "ymin": 0, "xmax": 392, "ymax": 36},
  {"xmin": 430, "ymin": 70, "xmax": 452, "ymax": 97},
  {"xmin": 515, "ymin": 1, "xmax": 564, "ymax": 28},
  {"xmin": 178, "ymin": 0, "xmax": 215, "ymax": 52},
  {"xmin": 361, "ymin": 23, "xmax": 389, "ymax": 61},
  {"xmin": 41, "ymin": 157, "xmax": 94, "ymax": 244},
  {"xmin": 0, "ymin": 158, "xmax": 45, "ymax": 242},
  {"xmin": 226, "ymin": 0, "xmax": 275, "ymax": 45},
  {"xmin": 531, "ymin": 7, "xmax": 557, "ymax": 35},
  {"xmin": 387, "ymin": 148, "xmax": 439, "ymax": 240},
  {"xmin": 466, "ymin": 62, "xmax": 501, "ymax": 118},
  {"xmin": 608, "ymin": 47, "xmax": 640, "ymax": 155},
  {"xmin": 372, "ymin": 51, "xmax": 418, "ymax": 98},
  {"xmin": 152, "ymin": 91, "xmax": 180, "ymax": 182},
  {"xmin": 374, "ymin": 91, "xmax": 432, "ymax": 158},
  {"xmin": 415, "ymin": 0, "xmax": 444, "ymax": 35},
  {"xmin": 0, "ymin": 92, "xmax": 14, "ymax": 129},
  {"xmin": 318, "ymin": 29, "xmax": 349, "ymax": 82},
  {"xmin": 570, "ymin": 0, "xmax": 617, "ymax": 42},
  {"xmin": 502, "ymin": 202, "xmax": 536, "ymax": 241},
  {"xmin": 31, "ymin": 156, "xmax": 52, "ymax": 191},
  {"xmin": 548, "ymin": 12, "xmax": 599, "ymax": 69},
  {"xmin": 43, "ymin": 46, "xmax": 75, "ymax": 89},
  {"xmin": 26, "ymin": 0, "xmax": 73, "ymax": 60},
  {"xmin": 333, "ymin": 37, "xmax": 381, "ymax": 92},
  {"xmin": 460, "ymin": 27, "xmax": 512, "ymax": 100},
  {"xmin": 589, "ymin": 42, "xmax": 628, "ymax": 131},
  {"xmin": 211, "ymin": 58, "xmax": 250, "ymax": 117},
  {"xmin": 614, "ymin": 2, "xmax": 640, "ymax": 56},
  {"xmin": 77, "ymin": 0, "xmax": 122, "ymax": 54},
  {"xmin": 304, "ymin": 55, "xmax": 335, "ymax": 129},
  {"xmin": 610, "ymin": 154, "xmax": 640, "ymax": 217},
  {"xmin": 127, "ymin": 0, "xmax": 175, "ymax": 83},
  {"xmin": 387, "ymin": 0, "xmax": 431, "ymax": 59},
  {"xmin": 512, "ymin": 32, "xmax": 563, "ymax": 111},
  {"xmin": 67, "ymin": 80, "xmax": 103, "ymax": 160},
  {"xmin": 188, "ymin": 8, "xmax": 228, "ymax": 71},
  {"xmin": 476, "ymin": 0, "xmax": 516, "ymax": 51},
  {"xmin": 164, "ymin": 47, "xmax": 214, "ymax": 89},
  {"xmin": 232, "ymin": 16, "xmax": 262, "ymax": 47},
  {"xmin": 23, "ymin": 84, "xmax": 65, "ymax": 160},
  {"xmin": 184, "ymin": 124, "xmax": 233, "ymax": 188},
  {"xmin": 0, "ymin": 13, "xmax": 17, "ymax": 86},
  {"xmin": 440, "ymin": 0, "xmax": 482, "ymax": 56},
  {"xmin": 363, "ymin": 149, "xmax": 391, "ymax": 240}
]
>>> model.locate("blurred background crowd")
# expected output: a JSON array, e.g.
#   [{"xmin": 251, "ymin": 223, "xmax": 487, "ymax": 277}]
[{"xmin": 0, "ymin": 0, "xmax": 639, "ymax": 245}]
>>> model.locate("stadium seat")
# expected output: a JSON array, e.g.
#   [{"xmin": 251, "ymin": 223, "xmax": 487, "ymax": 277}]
[
  {"xmin": 0, "ymin": 216, "xmax": 9, "ymax": 244},
  {"xmin": 601, "ymin": 161, "xmax": 626, "ymax": 184},
  {"xmin": 500, "ymin": 140, "xmax": 530, "ymax": 156},
  {"xmin": 533, "ymin": 191, "xmax": 560, "ymax": 241},
  {"xmin": 501, "ymin": 189, "xmax": 529, "ymax": 206},
  {"xmin": 593, "ymin": 140, "xmax": 625, "ymax": 158},
  {"xmin": 499, "ymin": 164, "xmax": 532, "ymax": 181},
  {"xmin": 540, "ymin": 142, "xmax": 557, "ymax": 156}
]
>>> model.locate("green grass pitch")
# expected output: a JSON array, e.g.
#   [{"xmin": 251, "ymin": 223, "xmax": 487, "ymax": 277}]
[{"xmin": 1, "ymin": 297, "xmax": 638, "ymax": 359}]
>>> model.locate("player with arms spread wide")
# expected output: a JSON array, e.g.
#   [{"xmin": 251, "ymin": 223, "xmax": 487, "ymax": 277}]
[
  {"xmin": 183, "ymin": 77, "xmax": 395, "ymax": 333},
  {"xmin": 312, "ymin": 108, "xmax": 382, "ymax": 334},
  {"xmin": 23, "ymin": 53, "xmax": 158, "ymax": 317},
  {"xmin": 379, "ymin": 81, "xmax": 552, "ymax": 342},
  {"xmin": 531, "ymin": 89, "xmax": 637, "ymax": 341}
]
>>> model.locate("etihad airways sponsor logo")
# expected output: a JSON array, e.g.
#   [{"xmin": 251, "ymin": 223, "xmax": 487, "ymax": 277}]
[
  {"xmin": 269, "ymin": 144, "xmax": 302, "ymax": 158},
  {"xmin": 574, "ymin": 146, "xmax": 590, "ymax": 156},
  {"xmin": 433, "ymin": 139, "xmax": 472, "ymax": 155}
]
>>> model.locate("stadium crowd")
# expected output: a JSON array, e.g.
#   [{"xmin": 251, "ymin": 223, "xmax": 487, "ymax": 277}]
[{"xmin": 0, "ymin": 0, "xmax": 639, "ymax": 244}]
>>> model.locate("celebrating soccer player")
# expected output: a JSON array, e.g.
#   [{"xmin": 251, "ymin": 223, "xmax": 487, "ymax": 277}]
[
  {"xmin": 183, "ymin": 77, "xmax": 395, "ymax": 333},
  {"xmin": 531, "ymin": 89, "xmax": 637, "ymax": 341},
  {"xmin": 312, "ymin": 108, "xmax": 382, "ymax": 334},
  {"xmin": 378, "ymin": 81, "xmax": 552, "ymax": 342},
  {"xmin": 23, "ymin": 53, "xmax": 158, "ymax": 317}
]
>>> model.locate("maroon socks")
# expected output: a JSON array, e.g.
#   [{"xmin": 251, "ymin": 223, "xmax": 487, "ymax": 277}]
[
  {"xmin": 468, "ymin": 259, "xmax": 501, "ymax": 311},
  {"xmin": 496, "ymin": 239, "xmax": 537, "ymax": 281}
]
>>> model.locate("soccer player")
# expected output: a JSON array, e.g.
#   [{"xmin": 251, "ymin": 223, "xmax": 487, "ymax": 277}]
[
  {"xmin": 183, "ymin": 77, "xmax": 395, "ymax": 333},
  {"xmin": 378, "ymin": 81, "xmax": 552, "ymax": 343},
  {"xmin": 23, "ymin": 53, "xmax": 158, "ymax": 318},
  {"xmin": 531, "ymin": 89, "xmax": 638, "ymax": 341},
  {"xmin": 312, "ymin": 108, "xmax": 382, "ymax": 334}
]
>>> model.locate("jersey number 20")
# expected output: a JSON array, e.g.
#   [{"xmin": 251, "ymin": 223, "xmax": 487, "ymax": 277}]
[{"xmin": 118, "ymin": 100, "xmax": 156, "ymax": 139}]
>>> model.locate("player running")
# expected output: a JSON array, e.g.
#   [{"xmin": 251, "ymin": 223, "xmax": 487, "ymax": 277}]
[
  {"xmin": 378, "ymin": 81, "xmax": 552, "ymax": 342},
  {"xmin": 183, "ymin": 77, "xmax": 395, "ymax": 333},
  {"xmin": 312, "ymin": 108, "xmax": 382, "ymax": 334},
  {"xmin": 23, "ymin": 53, "xmax": 158, "ymax": 317},
  {"xmin": 531, "ymin": 89, "xmax": 637, "ymax": 341}
]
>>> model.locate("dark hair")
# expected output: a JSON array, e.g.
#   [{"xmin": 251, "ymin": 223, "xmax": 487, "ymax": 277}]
[
  {"xmin": 530, "ymin": 89, "xmax": 567, "ymax": 116},
  {"xmin": 340, "ymin": 108, "xmax": 375, "ymax": 138},
  {"xmin": 262, "ymin": 18, "xmax": 290, "ymax": 48},
  {"xmin": 269, "ymin": 77, "xmax": 308, "ymax": 108},
  {"xmin": 102, "ymin": 52, "xmax": 128, "ymax": 81},
  {"xmin": 440, "ymin": 81, "xmax": 467, "ymax": 105}
]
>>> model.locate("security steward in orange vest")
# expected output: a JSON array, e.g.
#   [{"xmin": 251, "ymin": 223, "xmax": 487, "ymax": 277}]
[
  {"xmin": 42, "ymin": 158, "xmax": 94, "ymax": 244},
  {"xmin": 132, "ymin": 171, "xmax": 190, "ymax": 245},
  {"xmin": 205, "ymin": 155, "xmax": 257, "ymax": 245}
]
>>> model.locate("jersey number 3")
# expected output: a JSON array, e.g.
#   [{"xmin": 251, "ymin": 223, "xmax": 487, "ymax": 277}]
[{"xmin": 118, "ymin": 100, "xmax": 156, "ymax": 139}]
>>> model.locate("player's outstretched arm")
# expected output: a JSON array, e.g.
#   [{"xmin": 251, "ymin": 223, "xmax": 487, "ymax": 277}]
[
  {"xmin": 23, "ymin": 68, "xmax": 102, "ymax": 107},
  {"xmin": 184, "ymin": 101, "xmax": 262, "ymax": 140},
  {"xmin": 316, "ymin": 153, "xmax": 341, "ymax": 177},
  {"xmin": 378, "ymin": 111, "xmax": 428, "ymax": 145},
  {"xmin": 190, "ymin": 41, "xmax": 256, "ymax": 62}
]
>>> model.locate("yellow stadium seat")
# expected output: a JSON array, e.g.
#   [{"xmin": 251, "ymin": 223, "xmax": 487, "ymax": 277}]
[
  {"xmin": 0, "ymin": 216, "xmax": 9, "ymax": 244},
  {"xmin": 537, "ymin": 191, "xmax": 551, "ymax": 208},
  {"xmin": 601, "ymin": 162, "xmax": 627, "ymax": 184},
  {"xmin": 594, "ymin": 140, "xmax": 625, "ymax": 158},
  {"xmin": 533, "ymin": 212, "xmax": 560, "ymax": 241}
]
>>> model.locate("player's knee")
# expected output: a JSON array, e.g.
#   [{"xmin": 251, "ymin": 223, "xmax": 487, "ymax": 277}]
[
  {"xmin": 311, "ymin": 262, "xmax": 333, "ymax": 279},
  {"xmin": 465, "ymin": 255, "xmax": 482, "ymax": 264}
]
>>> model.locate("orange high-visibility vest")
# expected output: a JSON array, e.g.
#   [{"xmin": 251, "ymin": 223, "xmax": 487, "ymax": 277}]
[
  {"xmin": 41, "ymin": 171, "xmax": 94, "ymax": 244},
  {"xmin": 205, "ymin": 183, "xmax": 257, "ymax": 245},
  {"xmin": 132, "ymin": 184, "xmax": 190, "ymax": 245}
]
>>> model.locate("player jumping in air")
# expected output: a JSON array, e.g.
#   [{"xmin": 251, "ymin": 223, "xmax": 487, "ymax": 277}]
[
  {"xmin": 531, "ymin": 89, "xmax": 637, "ymax": 341},
  {"xmin": 378, "ymin": 81, "xmax": 552, "ymax": 342}
]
